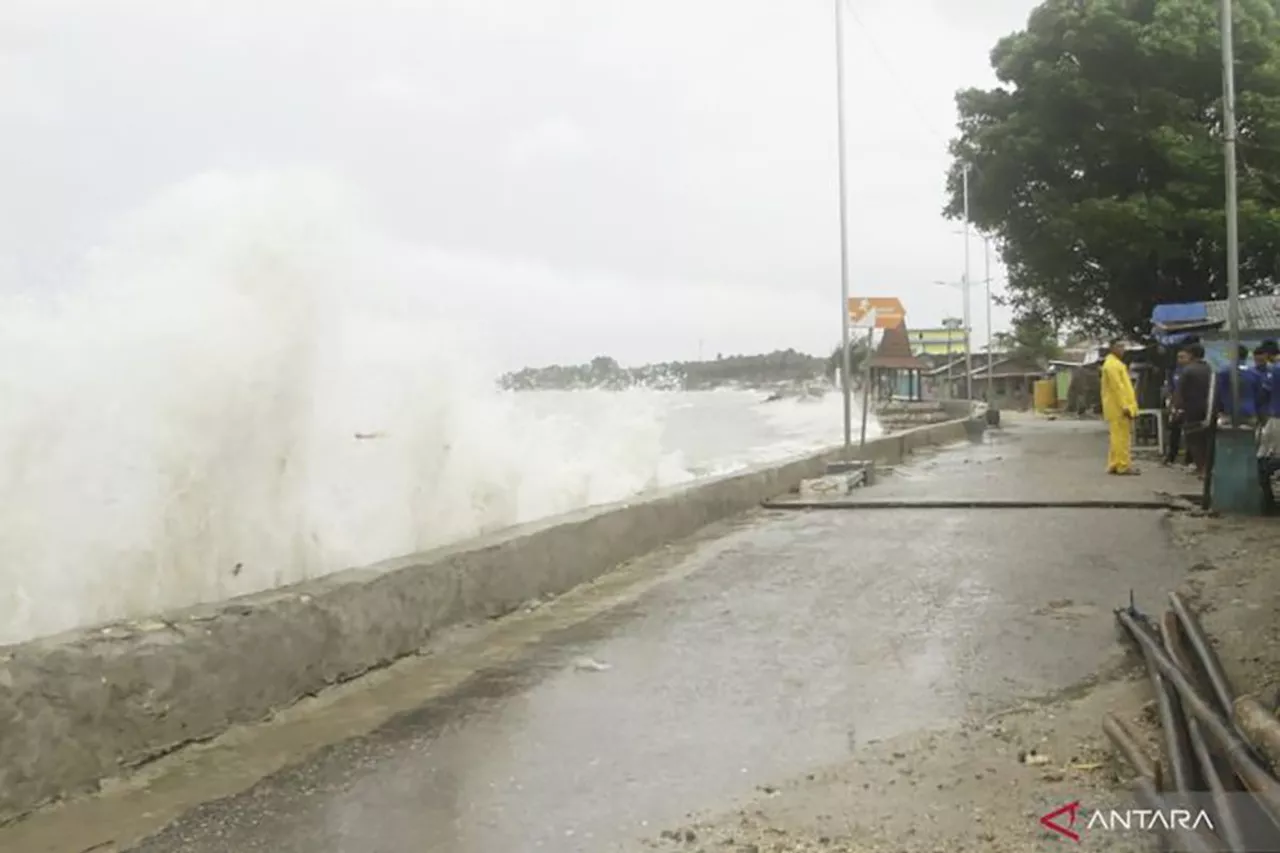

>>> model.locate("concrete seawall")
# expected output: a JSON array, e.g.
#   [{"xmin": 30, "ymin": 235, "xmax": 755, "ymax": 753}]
[{"xmin": 0, "ymin": 417, "xmax": 972, "ymax": 822}]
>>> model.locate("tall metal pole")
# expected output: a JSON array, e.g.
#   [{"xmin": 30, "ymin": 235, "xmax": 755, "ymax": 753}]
[
  {"xmin": 945, "ymin": 334, "xmax": 953, "ymax": 398},
  {"xmin": 859, "ymin": 327, "xmax": 873, "ymax": 449},
  {"xmin": 834, "ymin": 0, "xmax": 854, "ymax": 458},
  {"xmin": 1221, "ymin": 0, "xmax": 1242, "ymax": 425},
  {"xmin": 962, "ymin": 165, "xmax": 974, "ymax": 400},
  {"xmin": 984, "ymin": 236, "xmax": 994, "ymax": 402}
]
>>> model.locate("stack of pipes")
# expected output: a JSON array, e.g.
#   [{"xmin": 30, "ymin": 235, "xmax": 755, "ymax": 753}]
[{"xmin": 1110, "ymin": 593, "xmax": 1280, "ymax": 850}]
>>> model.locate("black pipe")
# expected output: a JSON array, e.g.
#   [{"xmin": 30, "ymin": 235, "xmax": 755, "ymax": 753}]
[
  {"xmin": 1116, "ymin": 608, "xmax": 1280, "ymax": 827},
  {"xmin": 1121, "ymin": 611, "xmax": 1197, "ymax": 792},
  {"xmin": 1132, "ymin": 775, "xmax": 1225, "ymax": 853},
  {"xmin": 1155, "ymin": 611, "xmax": 1199, "ymax": 794},
  {"xmin": 1164, "ymin": 612, "xmax": 1249, "ymax": 851},
  {"xmin": 1170, "ymin": 592, "xmax": 1238, "ymax": 723},
  {"xmin": 1124, "ymin": 612, "xmax": 1199, "ymax": 797},
  {"xmin": 1187, "ymin": 719, "xmax": 1251, "ymax": 851},
  {"xmin": 1103, "ymin": 713, "xmax": 1158, "ymax": 781}
]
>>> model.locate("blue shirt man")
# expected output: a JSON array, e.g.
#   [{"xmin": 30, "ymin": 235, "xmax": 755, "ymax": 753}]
[
  {"xmin": 1252, "ymin": 346, "xmax": 1274, "ymax": 415},
  {"xmin": 1258, "ymin": 340, "xmax": 1280, "ymax": 417},
  {"xmin": 1216, "ymin": 345, "xmax": 1263, "ymax": 419},
  {"xmin": 1268, "ymin": 361, "xmax": 1280, "ymax": 419}
]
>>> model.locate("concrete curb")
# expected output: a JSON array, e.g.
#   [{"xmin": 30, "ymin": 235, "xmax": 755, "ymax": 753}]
[{"xmin": 0, "ymin": 417, "xmax": 972, "ymax": 821}]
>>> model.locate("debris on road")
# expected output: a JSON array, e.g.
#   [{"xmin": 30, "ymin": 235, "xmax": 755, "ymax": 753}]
[
  {"xmin": 1017, "ymin": 749, "xmax": 1051, "ymax": 766},
  {"xmin": 572, "ymin": 656, "xmax": 612, "ymax": 672}
]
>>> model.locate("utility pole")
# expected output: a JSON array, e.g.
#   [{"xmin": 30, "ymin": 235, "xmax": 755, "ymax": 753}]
[
  {"xmin": 1222, "ymin": 0, "xmax": 1242, "ymax": 425},
  {"xmin": 833, "ymin": 0, "xmax": 853, "ymax": 458},
  {"xmin": 943, "ymin": 317, "xmax": 963, "ymax": 399},
  {"xmin": 962, "ymin": 165, "xmax": 974, "ymax": 400},
  {"xmin": 984, "ymin": 236, "xmax": 994, "ymax": 402}
]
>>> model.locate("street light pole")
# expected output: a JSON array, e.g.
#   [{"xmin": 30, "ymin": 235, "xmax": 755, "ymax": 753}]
[
  {"xmin": 962, "ymin": 165, "xmax": 974, "ymax": 400},
  {"xmin": 948, "ymin": 227, "xmax": 995, "ymax": 402},
  {"xmin": 834, "ymin": 0, "xmax": 853, "ymax": 458},
  {"xmin": 1221, "ymin": 0, "xmax": 1242, "ymax": 425}
]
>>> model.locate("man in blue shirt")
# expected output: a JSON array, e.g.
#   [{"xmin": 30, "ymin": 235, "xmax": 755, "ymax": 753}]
[
  {"xmin": 1258, "ymin": 342, "xmax": 1280, "ymax": 512},
  {"xmin": 1215, "ymin": 345, "xmax": 1262, "ymax": 422},
  {"xmin": 1252, "ymin": 346, "xmax": 1272, "ymax": 411},
  {"xmin": 1258, "ymin": 340, "xmax": 1279, "ymax": 413}
]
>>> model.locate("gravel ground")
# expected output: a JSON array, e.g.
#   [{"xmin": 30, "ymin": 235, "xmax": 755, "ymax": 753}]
[{"xmin": 639, "ymin": 499, "xmax": 1280, "ymax": 853}]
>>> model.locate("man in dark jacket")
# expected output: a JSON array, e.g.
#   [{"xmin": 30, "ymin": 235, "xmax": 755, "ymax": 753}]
[
  {"xmin": 1176, "ymin": 343, "xmax": 1213, "ymax": 478},
  {"xmin": 1164, "ymin": 348, "xmax": 1189, "ymax": 465}
]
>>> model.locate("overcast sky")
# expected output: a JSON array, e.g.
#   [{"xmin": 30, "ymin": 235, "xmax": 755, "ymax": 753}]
[{"xmin": 0, "ymin": 0, "xmax": 1041, "ymax": 370}]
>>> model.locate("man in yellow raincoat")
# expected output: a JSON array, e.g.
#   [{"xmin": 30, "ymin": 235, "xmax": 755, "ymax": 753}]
[{"xmin": 1101, "ymin": 340, "xmax": 1140, "ymax": 475}]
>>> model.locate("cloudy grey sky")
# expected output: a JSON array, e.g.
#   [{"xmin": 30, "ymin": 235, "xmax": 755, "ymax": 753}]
[{"xmin": 0, "ymin": 0, "xmax": 1040, "ymax": 370}]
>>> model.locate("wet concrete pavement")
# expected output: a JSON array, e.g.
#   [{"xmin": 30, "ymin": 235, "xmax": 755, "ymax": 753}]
[
  {"xmin": 2, "ymin": 418, "xmax": 1198, "ymax": 853},
  {"xmin": 839, "ymin": 416, "xmax": 1191, "ymax": 504}
]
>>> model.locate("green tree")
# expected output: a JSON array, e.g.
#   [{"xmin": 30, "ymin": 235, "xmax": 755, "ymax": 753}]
[
  {"xmin": 825, "ymin": 339, "xmax": 871, "ymax": 381},
  {"xmin": 944, "ymin": 0, "xmax": 1280, "ymax": 336},
  {"xmin": 589, "ymin": 355, "xmax": 620, "ymax": 375},
  {"xmin": 994, "ymin": 310, "xmax": 1063, "ymax": 363}
]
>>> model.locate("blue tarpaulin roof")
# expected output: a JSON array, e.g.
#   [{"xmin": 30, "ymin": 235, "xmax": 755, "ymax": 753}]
[
  {"xmin": 1151, "ymin": 301, "xmax": 1220, "ymax": 345},
  {"xmin": 1152, "ymin": 302, "xmax": 1207, "ymax": 325}
]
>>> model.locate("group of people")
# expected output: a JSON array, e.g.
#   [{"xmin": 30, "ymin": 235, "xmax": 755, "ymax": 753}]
[
  {"xmin": 1166, "ymin": 339, "xmax": 1280, "ymax": 507},
  {"xmin": 1100, "ymin": 337, "xmax": 1280, "ymax": 506}
]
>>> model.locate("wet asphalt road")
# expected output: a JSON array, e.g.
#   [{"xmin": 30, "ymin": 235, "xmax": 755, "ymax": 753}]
[{"xmin": 12, "ymin": 420, "xmax": 1196, "ymax": 853}]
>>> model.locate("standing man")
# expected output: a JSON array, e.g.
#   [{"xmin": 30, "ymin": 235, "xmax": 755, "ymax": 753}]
[
  {"xmin": 1102, "ymin": 340, "xmax": 1140, "ymax": 475},
  {"xmin": 1178, "ymin": 343, "xmax": 1214, "ymax": 479},
  {"xmin": 1164, "ymin": 348, "xmax": 1190, "ymax": 466},
  {"xmin": 1252, "ymin": 345, "xmax": 1272, "ymax": 411},
  {"xmin": 1214, "ymin": 345, "xmax": 1261, "ymax": 422}
]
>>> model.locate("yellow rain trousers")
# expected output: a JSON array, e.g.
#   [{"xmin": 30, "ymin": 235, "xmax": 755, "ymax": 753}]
[{"xmin": 1100, "ymin": 353, "xmax": 1139, "ymax": 473}]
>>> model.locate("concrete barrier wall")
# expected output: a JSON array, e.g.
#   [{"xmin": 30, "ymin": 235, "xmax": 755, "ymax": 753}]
[
  {"xmin": 940, "ymin": 399, "xmax": 977, "ymax": 420},
  {"xmin": 0, "ymin": 417, "xmax": 973, "ymax": 821}
]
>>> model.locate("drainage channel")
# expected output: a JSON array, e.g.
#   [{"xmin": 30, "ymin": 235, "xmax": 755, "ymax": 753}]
[{"xmin": 762, "ymin": 498, "xmax": 1178, "ymax": 511}]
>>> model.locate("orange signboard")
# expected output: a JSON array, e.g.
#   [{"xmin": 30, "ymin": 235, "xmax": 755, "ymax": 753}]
[{"xmin": 848, "ymin": 297, "xmax": 905, "ymax": 329}]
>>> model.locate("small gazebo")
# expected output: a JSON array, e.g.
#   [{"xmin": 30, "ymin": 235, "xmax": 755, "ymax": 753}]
[{"xmin": 869, "ymin": 322, "xmax": 927, "ymax": 401}]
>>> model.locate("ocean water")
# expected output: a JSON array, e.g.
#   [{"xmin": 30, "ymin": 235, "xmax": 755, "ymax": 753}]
[{"xmin": 0, "ymin": 171, "xmax": 876, "ymax": 645}]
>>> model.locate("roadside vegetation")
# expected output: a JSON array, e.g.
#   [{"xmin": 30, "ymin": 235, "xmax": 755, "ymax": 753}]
[{"xmin": 945, "ymin": 0, "xmax": 1280, "ymax": 338}]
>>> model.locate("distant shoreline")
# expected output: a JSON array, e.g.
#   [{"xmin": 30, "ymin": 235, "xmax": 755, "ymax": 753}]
[{"xmin": 498, "ymin": 349, "xmax": 831, "ymax": 392}]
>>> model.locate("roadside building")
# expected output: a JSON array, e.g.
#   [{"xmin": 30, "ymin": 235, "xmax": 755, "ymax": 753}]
[
  {"xmin": 869, "ymin": 322, "xmax": 927, "ymax": 401},
  {"xmin": 1151, "ymin": 295, "xmax": 1280, "ymax": 366},
  {"xmin": 954, "ymin": 356, "xmax": 1048, "ymax": 409},
  {"xmin": 1050, "ymin": 345, "xmax": 1105, "ymax": 414},
  {"xmin": 905, "ymin": 327, "xmax": 969, "ymax": 358}
]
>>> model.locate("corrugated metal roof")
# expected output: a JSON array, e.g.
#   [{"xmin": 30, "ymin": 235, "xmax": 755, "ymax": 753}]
[
  {"xmin": 957, "ymin": 356, "xmax": 1047, "ymax": 379},
  {"xmin": 922, "ymin": 352, "xmax": 1009, "ymax": 377},
  {"xmin": 1203, "ymin": 295, "xmax": 1280, "ymax": 331}
]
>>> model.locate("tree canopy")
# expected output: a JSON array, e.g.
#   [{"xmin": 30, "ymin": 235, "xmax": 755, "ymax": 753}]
[
  {"xmin": 825, "ymin": 338, "xmax": 872, "ymax": 381},
  {"xmin": 994, "ymin": 310, "xmax": 1063, "ymax": 363},
  {"xmin": 944, "ymin": 0, "xmax": 1280, "ymax": 336}
]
